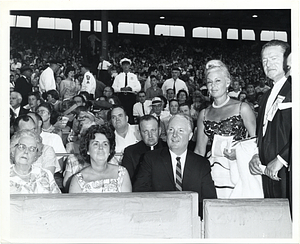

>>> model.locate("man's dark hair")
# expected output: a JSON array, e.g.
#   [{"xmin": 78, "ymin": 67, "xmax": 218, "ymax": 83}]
[
  {"xmin": 179, "ymin": 101, "xmax": 191, "ymax": 109},
  {"xmin": 13, "ymin": 114, "xmax": 34, "ymax": 132},
  {"xmin": 46, "ymin": 89, "xmax": 59, "ymax": 100}
]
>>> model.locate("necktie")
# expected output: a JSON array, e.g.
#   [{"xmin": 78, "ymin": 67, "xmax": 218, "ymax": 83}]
[
  {"xmin": 142, "ymin": 102, "xmax": 145, "ymax": 115},
  {"xmin": 173, "ymin": 80, "xmax": 176, "ymax": 95},
  {"xmin": 125, "ymin": 73, "xmax": 128, "ymax": 87},
  {"xmin": 157, "ymin": 115, "xmax": 160, "ymax": 125},
  {"xmin": 175, "ymin": 157, "xmax": 182, "ymax": 191}
]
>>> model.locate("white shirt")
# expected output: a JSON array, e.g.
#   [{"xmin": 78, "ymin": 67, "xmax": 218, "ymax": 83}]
[
  {"xmin": 263, "ymin": 76, "xmax": 287, "ymax": 136},
  {"xmin": 161, "ymin": 78, "xmax": 188, "ymax": 97},
  {"xmin": 39, "ymin": 67, "xmax": 56, "ymax": 92},
  {"xmin": 81, "ymin": 71, "xmax": 96, "ymax": 95},
  {"xmin": 97, "ymin": 60, "xmax": 111, "ymax": 70},
  {"xmin": 133, "ymin": 100, "xmax": 152, "ymax": 117},
  {"xmin": 10, "ymin": 105, "xmax": 21, "ymax": 117},
  {"xmin": 40, "ymin": 131, "xmax": 66, "ymax": 160},
  {"xmin": 114, "ymin": 124, "xmax": 140, "ymax": 154},
  {"xmin": 228, "ymin": 90, "xmax": 241, "ymax": 98},
  {"xmin": 169, "ymin": 149, "xmax": 187, "ymax": 182},
  {"xmin": 112, "ymin": 72, "xmax": 141, "ymax": 93}
]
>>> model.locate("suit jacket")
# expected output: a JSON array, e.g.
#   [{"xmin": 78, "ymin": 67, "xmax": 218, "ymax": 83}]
[
  {"xmin": 121, "ymin": 139, "xmax": 167, "ymax": 184},
  {"xmin": 10, "ymin": 107, "xmax": 29, "ymax": 119},
  {"xmin": 133, "ymin": 147, "xmax": 217, "ymax": 218},
  {"xmin": 256, "ymin": 76, "xmax": 292, "ymax": 166},
  {"xmin": 14, "ymin": 76, "xmax": 33, "ymax": 107}
]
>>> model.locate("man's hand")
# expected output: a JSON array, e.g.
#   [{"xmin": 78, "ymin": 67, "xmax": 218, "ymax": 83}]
[
  {"xmin": 249, "ymin": 154, "xmax": 263, "ymax": 175},
  {"xmin": 264, "ymin": 157, "xmax": 284, "ymax": 181}
]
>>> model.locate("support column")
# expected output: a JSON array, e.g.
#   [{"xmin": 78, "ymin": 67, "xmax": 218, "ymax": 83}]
[
  {"xmin": 286, "ymin": 30, "xmax": 291, "ymax": 44},
  {"xmin": 221, "ymin": 27, "xmax": 227, "ymax": 41},
  {"xmin": 111, "ymin": 20, "xmax": 119, "ymax": 38},
  {"xmin": 91, "ymin": 19, "xmax": 94, "ymax": 32},
  {"xmin": 101, "ymin": 10, "xmax": 108, "ymax": 59},
  {"xmin": 238, "ymin": 28, "xmax": 242, "ymax": 42},
  {"xmin": 254, "ymin": 28, "xmax": 261, "ymax": 42},
  {"xmin": 184, "ymin": 24, "xmax": 193, "ymax": 39},
  {"xmin": 71, "ymin": 18, "xmax": 81, "ymax": 45},
  {"xmin": 149, "ymin": 23, "xmax": 155, "ymax": 37},
  {"xmin": 31, "ymin": 16, "xmax": 38, "ymax": 34}
]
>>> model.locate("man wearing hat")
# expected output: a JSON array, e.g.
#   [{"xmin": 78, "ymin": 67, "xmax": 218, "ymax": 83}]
[
  {"xmin": 112, "ymin": 58, "xmax": 141, "ymax": 93},
  {"xmin": 14, "ymin": 66, "xmax": 33, "ymax": 107},
  {"xmin": 161, "ymin": 66, "xmax": 189, "ymax": 97},
  {"xmin": 80, "ymin": 63, "xmax": 96, "ymax": 100},
  {"xmin": 39, "ymin": 60, "xmax": 62, "ymax": 93},
  {"xmin": 150, "ymin": 97, "xmax": 170, "ymax": 125},
  {"xmin": 112, "ymin": 58, "xmax": 141, "ymax": 123}
]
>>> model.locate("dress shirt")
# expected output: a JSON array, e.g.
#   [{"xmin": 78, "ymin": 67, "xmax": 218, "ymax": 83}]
[
  {"xmin": 169, "ymin": 149, "xmax": 187, "ymax": 182},
  {"xmin": 161, "ymin": 78, "xmax": 188, "ymax": 97},
  {"xmin": 133, "ymin": 100, "xmax": 152, "ymax": 117},
  {"xmin": 114, "ymin": 124, "xmax": 140, "ymax": 154},
  {"xmin": 97, "ymin": 60, "xmax": 111, "ymax": 70},
  {"xmin": 112, "ymin": 72, "xmax": 141, "ymax": 93},
  {"xmin": 10, "ymin": 106, "xmax": 21, "ymax": 117},
  {"xmin": 39, "ymin": 67, "xmax": 56, "ymax": 92},
  {"xmin": 40, "ymin": 131, "xmax": 66, "ymax": 160},
  {"xmin": 263, "ymin": 76, "xmax": 287, "ymax": 136}
]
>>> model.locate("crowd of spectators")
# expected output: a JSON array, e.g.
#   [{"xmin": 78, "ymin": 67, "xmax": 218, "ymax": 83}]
[{"xmin": 9, "ymin": 28, "xmax": 273, "ymax": 195}]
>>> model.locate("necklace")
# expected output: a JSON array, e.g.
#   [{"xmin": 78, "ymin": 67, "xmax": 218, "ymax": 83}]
[
  {"xmin": 212, "ymin": 96, "xmax": 230, "ymax": 108},
  {"xmin": 43, "ymin": 125, "xmax": 53, "ymax": 132},
  {"xmin": 13, "ymin": 165, "xmax": 32, "ymax": 177}
]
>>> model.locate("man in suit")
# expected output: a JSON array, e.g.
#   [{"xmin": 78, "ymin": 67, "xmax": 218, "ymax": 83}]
[
  {"xmin": 122, "ymin": 115, "xmax": 167, "ymax": 184},
  {"xmin": 14, "ymin": 66, "xmax": 33, "ymax": 107},
  {"xmin": 249, "ymin": 40, "xmax": 292, "ymax": 208},
  {"xmin": 133, "ymin": 114, "xmax": 217, "ymax": 218},
  {"xmin": 10, "ymin": 91, "xmax": 29, "ymax": 119}
]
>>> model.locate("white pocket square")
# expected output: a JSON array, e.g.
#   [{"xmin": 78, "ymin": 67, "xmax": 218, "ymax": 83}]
[{"xmin": 278, "ymin": 102, "xmax": 292, "ymax": 110}]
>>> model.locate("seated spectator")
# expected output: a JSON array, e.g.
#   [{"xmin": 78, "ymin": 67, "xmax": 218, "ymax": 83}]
[
  {"xmin": 72, "ymin": 94, "xmax": 86, "ymax": 107},
  {"xmin": 10, "ymin": 91, "xmax": 29, "ymax": 119},
  {"xmin": 245, "ymin": 83, "xmax": 256, "ymax": 105},
  {"xmin": 255, "ymin": 77, "xmax": 271, "ymax": 94},
  {"xmin": 160, "ymin": 99, "xmax": 179, "ymax": 141},
  {"xmin": 228, "ymin": 80, "xmax": 241, "ymax": 98},
  {"xmin": 69, "ymin": 124, "xmax": 132, "ymax": 193},
  {"xmin": 10, "ymin": 130, "xmax": 61, "ymax": 194},
  {"xmin": 133, "ymin": 114, "xmax": 217, "ymax": 219},
  {"xmin": 149, "ymin": 97, "xmax": 170, "ymax": 125},
  {"xmin": 177, "ymin": 89, "xmax": 189, "ymax": 105},
  {"xmin": 108, "ymin": 105, "xmax": 141, "ymax": 163},
  {"xmin": 122, "ymin": 115, "xmax": 167, "ymax": 184},
  {"xmin": 190, "ymin": 89, "xmax": 207, "ymax": 121},
  {"xmin": 46, "ymin": 89, "xmax": 62, "ymax": 112},
  {"xmin": 145, "ymin": 75, "xmax": 163, "ymax": 100},
  {"xmin": 13, "ymin": 115, "xmax": 61, "ymax": 174},
  {"xmin": 27, "ymin": 91, "xmax": 43, "ymax": 112},
  {"xmin": 36, "ymin": 102, "xmax": 62, "ymax": 137},
  {"xmin": 133, "ymin": 91, "xmax": 152, "ymax": 124}
]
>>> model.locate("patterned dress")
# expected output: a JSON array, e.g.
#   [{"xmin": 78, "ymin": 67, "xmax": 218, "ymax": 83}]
[
  {"xmin": 74, "ymin": 165, "xmax": 126, "ymax": 193},
  {"xmin": 203, "ymin": 102, "xmax": 248, "ymax": 198},
  {"xmin": 10, "ymin": 165, "xmax": 61, "ymax": 194}
]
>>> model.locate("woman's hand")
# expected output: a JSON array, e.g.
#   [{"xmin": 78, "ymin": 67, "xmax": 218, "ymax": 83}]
[{"xmin": 223, "ymin": 148, "xmax": 236, "ymax": 160}]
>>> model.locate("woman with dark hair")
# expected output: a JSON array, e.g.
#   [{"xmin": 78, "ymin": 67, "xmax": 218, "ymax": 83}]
[
  {"xmin": 177, "ymin": 89, "xmax": 189, "ymax": 105},
  {"xmin": 36, "ymin": 102, "xmax": 62, "ymax": 137},
  {"xmin": 69, "ymin": 124, "xmax": 132, "ymax": 193},
  {"xmin": 60, "ymin": 65, "xmax": 81, "ymax": 100}
]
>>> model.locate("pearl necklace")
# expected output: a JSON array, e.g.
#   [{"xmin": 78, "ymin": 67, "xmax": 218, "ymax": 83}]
[
  {"xmin": 212, "ymin": 96, "xmax": 230, "ymax": 108},
  {"xmin": 13, "ymin": 165, "xmax": 32, "ymax": 177}
]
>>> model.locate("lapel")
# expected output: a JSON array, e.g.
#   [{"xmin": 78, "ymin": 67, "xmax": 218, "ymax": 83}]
[
  {"xmin": 160, "ymin": 148, "xmax": 175, "ymax": 183},
  {"xmin": 278, "ymin": 76, "xmax": 291, "ymax": 102},
  {"xmin": 182, "ymin": 151, "xmax": 194, "ymax": 185}
]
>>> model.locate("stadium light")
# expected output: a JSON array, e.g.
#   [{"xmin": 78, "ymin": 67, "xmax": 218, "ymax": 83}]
[
  {"xmin": 252, "ymin": 15, "xmax": 258, "ymax": 18},
  {"xmin": 160, "ymin": 16, "xmax": 165, "ymax": 19}
]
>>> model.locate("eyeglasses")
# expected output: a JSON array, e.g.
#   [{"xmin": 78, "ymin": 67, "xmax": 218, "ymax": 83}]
[
  {"xmin": 15, "ymin": 143, "xmax": 38, "ymax": 153},
  {"xmin": 37, "ymin": 110, "xmax": 49, "ymax": 115}
]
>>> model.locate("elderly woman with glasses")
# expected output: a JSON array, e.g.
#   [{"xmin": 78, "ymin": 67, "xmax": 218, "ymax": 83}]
[{"xmin": 10, "ymin": 130, "xmax": 61, "ymax": 194}]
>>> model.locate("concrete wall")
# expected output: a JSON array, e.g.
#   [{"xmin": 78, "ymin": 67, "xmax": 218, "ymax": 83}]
[
  {"xmin": 10, "ymin": 192, "xmax": 201, "ymax": 239},
  {"xmin": 203, "ymin": 198, "xmax": 292, "ymax": 238}
]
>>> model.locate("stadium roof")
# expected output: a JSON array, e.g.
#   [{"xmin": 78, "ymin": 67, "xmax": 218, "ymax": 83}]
[{"xmin": 10, "ymin": 9, "xmax": 290, "ymax": 32}]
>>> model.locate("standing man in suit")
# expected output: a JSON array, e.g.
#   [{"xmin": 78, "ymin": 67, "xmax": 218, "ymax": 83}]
[
  {"xmin": 249, "ymin": 40, "xmax": 292, "ymax": 208},
  {"xmin": 133, "ymin": 114, "xmax": 217, "ymax": 218},
  {"xmin": 14, "ymin": 66, "xmax": 33, "ymax": 107},
  {"xmin": 122, "ymin": 115, "xmax": 166, "ymax": 184}
]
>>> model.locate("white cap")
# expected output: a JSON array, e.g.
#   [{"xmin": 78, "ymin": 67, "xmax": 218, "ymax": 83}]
[
  {"xmin": 151, "ymin": 97, "xmax": 162, "ymax": 106},
  {"xmin": 120, "ymin": 58, "xmax": 132, "ymax": 65}
]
